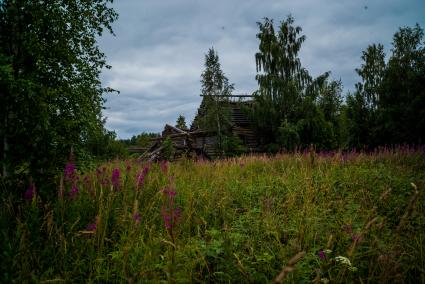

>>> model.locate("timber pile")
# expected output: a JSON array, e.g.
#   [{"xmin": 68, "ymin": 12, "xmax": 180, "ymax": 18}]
[{"xmin": 140, "ymin": 95, "xmax": 263, "ymax": 161}]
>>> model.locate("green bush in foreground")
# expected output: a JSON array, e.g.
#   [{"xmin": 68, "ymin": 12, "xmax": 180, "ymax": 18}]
[{"xmin": 1, "ymin": 149, "xmax": 424, "ymax": 283}]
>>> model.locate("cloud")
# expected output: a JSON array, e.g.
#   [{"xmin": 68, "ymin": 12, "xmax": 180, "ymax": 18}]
[{"xmin": 99, "ymin": 0, "xmax": 425, "ymax": 138}]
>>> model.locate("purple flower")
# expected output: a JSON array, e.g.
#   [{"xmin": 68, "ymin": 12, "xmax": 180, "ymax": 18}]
[
  {"xmin": 83, "ymin": 175, "xmax": 90, "ymax": 185},
  {"xmin": 69, "ymin": 184, "xmax": 79, "ymax": 198},
  {"xmin": 24, "ymin": 183, "xmax": 36, "ymax": 200},
  {"xmin": 163, "ymin": 188, "xmax": 177, "ymax": 197},
  {"xmin": 351, "ymin": 234, "xmax": 362, "ymax": 241},
  {"xmin": 86, "ymin": 222, "xmax": 96, "ymax": 232},
  {"xmin": 86, "ymin": 216, "xmax": 99, "ymax": 232},
  {"xmin": 136, "ymin": 165, "xmax": 150, "ymax": 189},
  {"xmin": 160, "ymin": 160, "xmax": 168, "ymax": 174},
  {"xmin": 133, "ymin": 213, "xmax": 141, "ymax": 224},
  {"xmin": 318, "ymin": 250, "xmax": 326, "ymax": 260},
  {"xmin": 64, "ymin": 162, "xmax": 76, "ymax": 182},
  {"xmin": 111, "ymin": 168, "xmax": 121, "ymax": 188},
  {"xmin": 161, "ymin": 207, "xmax": 181, "ymax": 229}
]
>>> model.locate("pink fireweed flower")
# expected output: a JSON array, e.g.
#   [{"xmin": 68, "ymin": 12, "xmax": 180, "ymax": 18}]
[
  {"xmin": 133, "ymin": 213, "xmax": 141, "ymax": 224},
  {"xmin": 136, "ymin": 165, "xmax": 150, "ymax": 189},
  {"xmin": 160, "ymin": 186, "xmax": 181, "ymax": 232},
  {"xmin": 111, "ymin": 168, "xmax": 121, "ymax": 188},
  {"xmin": 318, "ymin": 250, "xmax": 326, "ymax": 260},
  {"xmin": 69, "ymin": 184, "xmax": 79, "ymax": 198},
  {"xmin": 64, "ymin": 162, "xmax": 76, "ymax": 182},
  {"xmin": 161, "ymin": 206, "xmax": 181, "ymax": 229},
  {"xmin": 86, "ymin": 216, "xmax": 99, "ymax": 232},
  {"xmin": 24, "ymin": 183, "xmax": 36, "ymax": 200},
  {"xmin": 159, "ymin": 160, "xmax": 168, "ymax": 174},
  {"xmin": 126, "ymin": 163, "xmax": 132, "ymax": 173},
  {"xmin": 86, "ymin": 222, "xmax": 96, "ymax": 232},
  {"xmin": 101, "ymin": 178, "xmax": 109, "ymax": 186},
  {"xmin": 351, "ymin": 233, "xmax": 362, "ymax": 241},
  {"xmin": 163, "ymin": 187, "xmax": 177, "ymax": 197},
  {"xmin": 83, "ymin": 175, "xmax": 90, "ymax": 185}
]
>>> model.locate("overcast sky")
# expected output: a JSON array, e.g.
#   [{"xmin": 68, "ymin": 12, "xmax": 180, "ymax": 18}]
[{"xmin": 99, "ymin": 0, "xmax": 425, "ymax": 139}]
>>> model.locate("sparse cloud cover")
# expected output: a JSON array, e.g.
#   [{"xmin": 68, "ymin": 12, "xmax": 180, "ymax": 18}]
[{"xmin": 100, "ymin": 0, "xmax": 425, "ymax": 138}]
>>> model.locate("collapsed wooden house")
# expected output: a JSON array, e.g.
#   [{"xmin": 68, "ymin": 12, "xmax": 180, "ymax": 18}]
[{"xmin": 140, "ymin": 95, "xmax": 262, "ymax": 161}]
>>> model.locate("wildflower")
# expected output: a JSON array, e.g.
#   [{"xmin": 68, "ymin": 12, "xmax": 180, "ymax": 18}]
[
  {"xmin": 101, "ymin": 178, "xmax": 109, "ymax": 186},
  {"xmin": 86, "ymin": 222, "xmax": 97, "ymax": 232},
  {"xmin": 335, "ymin": 256, "xmax": 352, "ymax": 266},
  {"xmin": 351, "ymin": 233, "xmax": 362, "ymax": 241},
  {"xmin": 163, "ymin": 187, "xmax": 177, "ymax": 197},
  {"xmin": 133, "ymin": 213, "xmax": 141, "ymax": 224},
  {"xmin": 86, "ymin": 216, "xmax": 99, "ymax": 232},
  {"xmin": 161, "ymin": 206, "xmax": 181, "ymax": 229},
  {"xmin": 136, "ymin": 165, "xmax": 150, "ymax": 189},
  {"xmin": 64, "ymin": 162, "xmax": 76, "ymax": 182},
  {"xmin": 69, "ymin": 184, "xmax": 79, "ymax": 198},
  {"xmin": 83, "ymin": 175, "xmax": 90, "ymax": 185},
  {"xmin": 317, "ymin": 250, "xmax": 326, "ymax": 260},
  {"xmin": 159, "ymin": 160, "xmax": 168, "ymax": 173},
  {"xmin": 111, "ymin": 168, "xmax": 120, "ymax": 188},
  {"xmin": 126, "ymin": 164, "xmax": 132, "ymax": 172},
  {"xmin": 24, "ymin": 183, "xmax": 36, "ymax": 200}
]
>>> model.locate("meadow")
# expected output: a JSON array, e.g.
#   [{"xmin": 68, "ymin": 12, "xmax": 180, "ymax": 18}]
[{"xmin": 1, "ymin": 148, "xmax": 424, "ymax": 283}]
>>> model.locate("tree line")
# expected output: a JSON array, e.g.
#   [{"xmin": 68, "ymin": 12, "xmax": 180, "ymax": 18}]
[{"xmin": 197, "ymin": 16, "xmax": 425, "ymax": 153}]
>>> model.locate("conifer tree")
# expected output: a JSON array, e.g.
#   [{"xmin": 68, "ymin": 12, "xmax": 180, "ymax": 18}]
[
  {"xmin": 175, "ymin": 115, "xmax": 188, "ymax": 130},
  {"xmin": 198, "ymin": 48, "xmax": 234, "ymax": 153}
]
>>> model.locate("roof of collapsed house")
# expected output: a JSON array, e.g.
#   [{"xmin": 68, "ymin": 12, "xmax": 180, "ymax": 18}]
[{"xmin": 139, "ymin": 95, "xmax": 261, "ymax": 161}]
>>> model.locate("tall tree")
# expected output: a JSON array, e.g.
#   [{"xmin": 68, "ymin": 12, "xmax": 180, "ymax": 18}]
[
  {"xmin": 355, "ymin": 44, "xmax": 386, "ymax": 111},
  {"xmin": 379, "ymin": 24, "xmax": 425, "ymax": 144},
  {"xmin": 250, "ymin": 16, "xmax": 311, "ymax": 142},
  {"xmin": 0, "ymin": 1, "xmax": 117, "ymax": 190},
  {"xmin": 197, "ymin": 48, "xmax": 234, "ymax": 153},
  {"xmin": 249, "ymin": 16, "xmax": 337, "ymax": 150}
]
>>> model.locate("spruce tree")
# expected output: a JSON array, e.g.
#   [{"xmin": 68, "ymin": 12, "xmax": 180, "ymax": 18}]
[{"xmin": 198, "ymin": 48, "xmax": 234, "ymax": 154}]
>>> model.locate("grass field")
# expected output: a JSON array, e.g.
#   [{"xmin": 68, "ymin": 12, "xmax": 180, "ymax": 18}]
[{"xmin": 1, "ymin": 148, "xmax": 424, "ymax": 283}]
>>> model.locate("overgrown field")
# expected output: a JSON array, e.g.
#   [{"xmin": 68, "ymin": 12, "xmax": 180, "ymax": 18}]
[{"xmin": 1, "ymin": 149, "xmax": 425, "ymax": 283}]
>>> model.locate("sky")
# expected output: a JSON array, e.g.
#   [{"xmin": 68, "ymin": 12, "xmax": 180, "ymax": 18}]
[{"xmin": 99, "ymin": 0, "xmax": 425, "ymax": 139}]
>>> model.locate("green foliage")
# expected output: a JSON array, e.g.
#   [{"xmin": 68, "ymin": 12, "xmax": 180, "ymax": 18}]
[
  {"xmin": 0, "ymin": 0, "xmax": 118, "ymax": 194},
  {"xmin": 248, "ymin": 16, "xmax": 342, "ymax": 151},
  {"xmin": 277, "ymin": 120, "xmax": 300, "ymax": 151},
  {"xmin": 121, "ymin": 132, "xmax": 160, "ymax": 148},
  {"xmin": 175, "ymin": 114, "xmax": 188, "ymax": 131},
  {"xmin": 161, "ymin": 136, "xmax": 175, "ymax": 160},
  {"xmin": 347, "ymin": 24, "xmax": 425, "ymax": 148},
  {"xmin": 222, "ymin": 135, "xmax": 247, "ymax": 157},
  {"xmin": 1, "ymin": 150, "xmax": 424, "ymax": 282},
  {"xmin": 196, "ymin": 48, "xmax": 235, "ymax": 154}
]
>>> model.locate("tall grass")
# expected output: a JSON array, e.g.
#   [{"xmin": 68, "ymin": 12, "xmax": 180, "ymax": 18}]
[{"xmin": 1, "ymin": 148, "xmax": 424, "ymax": 283}]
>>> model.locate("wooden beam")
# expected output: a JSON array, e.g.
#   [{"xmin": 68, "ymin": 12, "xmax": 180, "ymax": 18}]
[{"xmin": 200, "ymin": 94, "xmax": 253, "ymax": 98}]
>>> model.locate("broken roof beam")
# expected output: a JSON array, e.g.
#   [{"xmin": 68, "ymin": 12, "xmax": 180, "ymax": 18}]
[{"xmin": 200, "ymin": 94, "xmax": 253, "ymax": 98}]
